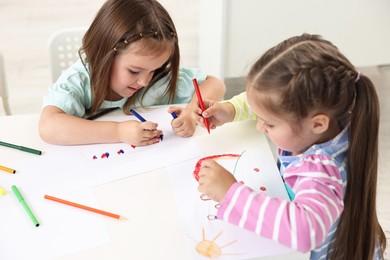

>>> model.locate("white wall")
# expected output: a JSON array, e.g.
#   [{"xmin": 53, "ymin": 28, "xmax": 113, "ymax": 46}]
[
  {"xmin": 200, "ymin": 0, "xmax": 390, "ymax": 78},
  {"xmin": 198, "ymin": 0, "xmax": 226, "ymax": 77}
]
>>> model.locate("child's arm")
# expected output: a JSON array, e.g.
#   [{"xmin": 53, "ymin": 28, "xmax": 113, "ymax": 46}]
[
  {"xmin": 168, "ymin": 75, "xmax": 226, "ymax": 137},
  {"xmin": 39, "ymin": 106, "xmax": 162, "ymax": 145},
  {"xmin": 209, "ymin": 155, "xmax": 344, "ymax": 253}
]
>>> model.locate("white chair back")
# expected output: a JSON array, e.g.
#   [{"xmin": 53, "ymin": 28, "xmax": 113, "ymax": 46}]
[
  {"xmin": 0, "ymin": 53, "xmax": 11, "ymax": 115},
  {"xmin": 48, "ymin": 27, "xmax": 86, "ymax": 82}
]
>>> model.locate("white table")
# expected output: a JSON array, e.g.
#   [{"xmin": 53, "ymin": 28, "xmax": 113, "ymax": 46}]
[{"xmin": 0, "ymin": 110, "xmax": 308, "ymax": 260}]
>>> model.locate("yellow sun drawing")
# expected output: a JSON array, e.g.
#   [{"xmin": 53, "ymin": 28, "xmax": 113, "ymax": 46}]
[{"xmin": 193, "ymin": 227, "xmax": 239, "ymax": 258}]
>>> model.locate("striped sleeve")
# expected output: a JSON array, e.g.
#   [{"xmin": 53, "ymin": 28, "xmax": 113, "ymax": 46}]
[
  {"xmin": 217, "ymin": 154, "xmax": 344, "ymax": 253},
  {"xmin": 224, "ymin": 92, "xmax": 257, "ymax": 121}
]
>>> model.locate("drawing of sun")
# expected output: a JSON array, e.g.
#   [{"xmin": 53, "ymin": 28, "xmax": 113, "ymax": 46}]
[{"xmin": 194, "ymin": 227, "xmax": 238, "ymax": 258}]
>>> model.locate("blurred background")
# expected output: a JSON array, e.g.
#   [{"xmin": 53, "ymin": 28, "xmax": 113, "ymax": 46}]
[{"xmin": 1, "ymin": 0, "xmax": 389, "ymax": 115}]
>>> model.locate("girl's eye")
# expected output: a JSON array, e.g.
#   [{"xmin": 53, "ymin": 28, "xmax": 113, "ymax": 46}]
[
  {"xmin": 258, "ymin": 117, "xmax": 273, "ymax": 128},
  {"xmin": 129, "ymin": 70, "xmax": 140, "ymax": 74}
]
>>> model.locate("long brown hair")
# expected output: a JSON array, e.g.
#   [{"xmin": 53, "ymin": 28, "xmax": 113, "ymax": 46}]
[
  {"xmin": 79, "ymin": 0, "xmax": 179, "ymax": 114},
  {"xmin": 247, "ymin": 34, "xmax": 386, "ymax": 259}
]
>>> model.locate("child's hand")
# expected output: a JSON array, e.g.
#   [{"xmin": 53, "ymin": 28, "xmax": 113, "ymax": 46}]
[
  {"xmin": 167, "ymin": 106, "xmax": 196, "ymax": 137},
  {"xmin": 117, "ymin": 120, "xmax": 163, "ymax": 146},
  {"xmin": 193, "ymin": 100, "xmax": 235, "ymax": 130},
  {"xmin": 197, "ymin": 159, "xmax": 237, "ymax": 202}
]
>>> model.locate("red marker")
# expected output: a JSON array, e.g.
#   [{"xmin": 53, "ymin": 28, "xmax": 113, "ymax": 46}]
[{"xmin": 192, "ymin": 78, "xmax": 210, "ymax": 134}]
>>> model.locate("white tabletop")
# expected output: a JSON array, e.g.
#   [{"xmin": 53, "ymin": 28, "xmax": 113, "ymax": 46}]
[{"xmin": 0, "ymin": 109, "xmax": 308, "ymax": 260}]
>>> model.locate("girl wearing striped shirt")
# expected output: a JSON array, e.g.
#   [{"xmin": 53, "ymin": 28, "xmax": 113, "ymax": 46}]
[{"xmin": 194, "ymin": 34, "xmax": 386, "ymax": 259}]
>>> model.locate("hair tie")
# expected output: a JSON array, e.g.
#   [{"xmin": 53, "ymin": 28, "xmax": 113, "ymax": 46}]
[{"xmin": 355, "ymin": 72, "xmax": 361, "ymax": 83}]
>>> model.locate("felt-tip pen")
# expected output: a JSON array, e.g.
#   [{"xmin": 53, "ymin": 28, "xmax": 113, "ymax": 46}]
[
  {"xmin": 171, "ymin": 112, "xmax": 178, "ymax": 119},
  {"xmin": 0, "ymin": 141, "xmax": 42, "ymax": 155},
  {"xmin": 130, "ymin": 109, "xmax": 163, "ymax": 141},
  {"xmin": 12, "ymin": 185, "xmax": 40, "ymax": 227}
]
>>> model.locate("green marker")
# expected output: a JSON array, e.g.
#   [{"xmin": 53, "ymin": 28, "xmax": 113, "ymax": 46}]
[
  {"xmin": 11, "ymin": 185, "xmax": 40, "ymax": 227},
  {"xmin": 0, "ymin": 141, "xmax": 42, "ymax": 155}
]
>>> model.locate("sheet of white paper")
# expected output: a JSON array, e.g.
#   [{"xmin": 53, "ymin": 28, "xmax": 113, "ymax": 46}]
[
  {"xmin": 0, "ymin": 107, "xmax": 203, "ymax": 259},
  {"xmin": 5, "ymin": 107, "xmax": 203, "ymax": 194},
  {"xmin": 168, "ymin": 120, "xmax": 293, "ymax": 259},
  {"xmin": 0, "ymin": 188, "xmax": 111, "ymax": 260}
]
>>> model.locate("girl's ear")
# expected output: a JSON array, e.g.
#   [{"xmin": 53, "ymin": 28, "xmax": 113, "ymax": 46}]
[{"xmin": 311, "ymin": 114, "xmax": 330, "ymax": 134}]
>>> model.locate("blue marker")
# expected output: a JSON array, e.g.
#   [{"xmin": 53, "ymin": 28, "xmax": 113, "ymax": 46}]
[
  {"xmin": 171, "ymin": 111, "xmax": 178, "ymax": 119},
  {"xmin": 130, "ymin": 109, "xmax": 163, "ymax": 141},
  {"xmin": 130, "ymin": 108, "xmax": 146, "ymax": 122}
]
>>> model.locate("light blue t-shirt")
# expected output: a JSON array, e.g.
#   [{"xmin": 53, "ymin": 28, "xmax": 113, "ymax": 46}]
[{"xmin": 43, "ymin": 59, "xmax": 207, "ymax": 117}]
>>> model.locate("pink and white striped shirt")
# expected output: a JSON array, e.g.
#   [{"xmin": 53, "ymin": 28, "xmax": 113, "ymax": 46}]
[
  {"xmin": 217, "ymin": 152, "xmax": 345, "ymax": 253},
  {"xmin": 221, "ymin": 92, "xmax": 349, "ymax": 258}
]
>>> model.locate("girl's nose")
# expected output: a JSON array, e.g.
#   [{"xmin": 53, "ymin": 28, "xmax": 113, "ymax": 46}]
[
  {"xmin": 136, "ymin": 77, "xmax": 148, "ymax": 87},
  {"xmin": 137, "ymin": 72, "xmax": 153, "ymax": 87}
]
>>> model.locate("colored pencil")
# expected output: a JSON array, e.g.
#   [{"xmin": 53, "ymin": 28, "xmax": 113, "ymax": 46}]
[{"xmin": 44, "ymin": 194, "xmax": 126, "ymax": 220}]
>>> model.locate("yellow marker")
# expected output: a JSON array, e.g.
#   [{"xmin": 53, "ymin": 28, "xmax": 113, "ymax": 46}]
[
  {"xmin": 0, "ymin": 165, "xmax": 16, "ymax": 174},
  {"xmin": 0, "ymin": 186, "xmax": 6, "ymax": 196}
]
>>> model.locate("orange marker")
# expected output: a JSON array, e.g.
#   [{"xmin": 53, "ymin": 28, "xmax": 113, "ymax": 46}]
[{"xmin": 44, "ymin": 194, "xmax": 126, "ymax": 220}]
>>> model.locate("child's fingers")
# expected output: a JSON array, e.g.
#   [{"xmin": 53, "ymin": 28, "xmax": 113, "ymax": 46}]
[
  {"xmin": 200, "ymin": 159, "xmax": 217, "ymax": 168},
  {"xmin": 192, "ymin": 108, "xmax": 206, "ymax": 125},
  {"xmin": 167, "ymin": 106, "xmax": 183, "ymax": 117},
  {"xmin": 171, "ymin": 117, "xmax": 183, "ymax": 128},
  {"xmin": 140, "ymin": 121, "xmax": 159, "ymax": 131},
  {"xmin": 143, "ymin": 129, "xmax": 163, "ymax": 139},
  {"xmin": 202, "ymin": 105, "xmax": 218, "ymax": 119},
  {"xmin": 138, "ymin": 137, "xmax": 160, "ymax": 146}
]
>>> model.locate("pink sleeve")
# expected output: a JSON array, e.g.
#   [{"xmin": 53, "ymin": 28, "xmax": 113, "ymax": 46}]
[{"xmin": 217, "ymin": 154, "xmax": 344, "ymax": 253}]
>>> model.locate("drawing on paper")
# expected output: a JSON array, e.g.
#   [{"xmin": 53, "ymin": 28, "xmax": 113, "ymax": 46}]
[
  {"xmin": 193, "ymin": 152, "xmax": 268, "ymax": 194},
  {"xmin": 193, "ymin": 153, "xmax": 241, "ymax": 181},
  {"xmin": 93, "ymin": 149, "xmax": 126, "ymax": 160},
  {"xmin": 191, "ymin": 227, "xmax": 239, "ymax": 258},
  {"xmin": 169, "ymin": 146, "xmax": 293, "ymax": 259},
  {"xmin": 193, "ymin": 152, "xmax": 269, "ymax": 221}
]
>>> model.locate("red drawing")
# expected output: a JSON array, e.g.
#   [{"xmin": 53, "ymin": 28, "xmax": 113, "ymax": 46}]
[
  {"xmin": 253, "ymin": 168, "xmax": 260, "ymax": 172},
  {"xmin": 193, "ymin": 154, "xmax": 241, "ymax": 181}
]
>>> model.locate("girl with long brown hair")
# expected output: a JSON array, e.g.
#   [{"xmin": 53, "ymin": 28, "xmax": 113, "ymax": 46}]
[
  {"xmin": 39, "ymin": 0, "xmax": 225, "ymax": 146},
  {"xmin": 195, "ymin": 34, "xmax": 386, "ymax": 259}
]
